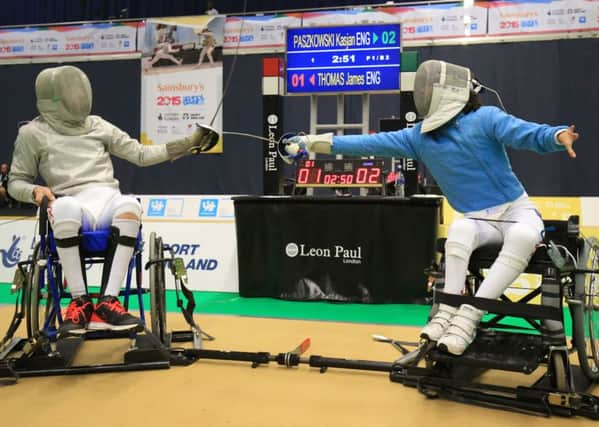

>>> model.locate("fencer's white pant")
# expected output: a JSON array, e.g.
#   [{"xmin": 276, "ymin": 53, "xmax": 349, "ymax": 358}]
[
  {"xmin": 49, "ymin": 186, "xmax": 142, "ymax": 298},
  {"xmin": 443, "ymin": 194, "xmax": 544, "ymax": 300}
]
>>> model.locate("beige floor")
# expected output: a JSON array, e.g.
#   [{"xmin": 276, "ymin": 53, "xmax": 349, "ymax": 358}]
[{"xmin": 0, "ymin": 306, "xmax": 596, "ymax": 427}]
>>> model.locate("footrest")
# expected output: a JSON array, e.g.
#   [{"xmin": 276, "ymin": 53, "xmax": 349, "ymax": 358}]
[
  {"xmin": 170, "ymin": 330, "xmax": 195, "ymax": 343},
  {"xmin": 428, "ymin": 331, "xmax": 546, "ymax": 374},
  {"xmin": 0, "ymin": 359, "xmax": 18, "ymax": 385}
]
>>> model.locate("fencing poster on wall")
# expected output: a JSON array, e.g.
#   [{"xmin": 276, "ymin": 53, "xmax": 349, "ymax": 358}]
[{"xmin": 140, "ymin": 16, "xmax": 225, "ymax": 153}]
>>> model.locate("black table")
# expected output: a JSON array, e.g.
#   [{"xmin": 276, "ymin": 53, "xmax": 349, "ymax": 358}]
[{"xmin": 233, "ymin": 196, "xmax": 441, "ymax": 303}]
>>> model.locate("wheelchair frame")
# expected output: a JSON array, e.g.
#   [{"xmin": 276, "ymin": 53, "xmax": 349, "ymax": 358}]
[
  {"xmin": 0, "ymin": 198, "xmax": 209, "ymax": 383},
  {"xmin": 386, "ymin": 215, "xmax": 599, "ymax": 419}
]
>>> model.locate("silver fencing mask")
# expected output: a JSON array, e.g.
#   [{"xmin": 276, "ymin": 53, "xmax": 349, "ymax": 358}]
[
  {"xmin": 413, "ymin": 60, "xmax": 472, "ymax": 134},
  {"xmin": 35, "ymin": 65, "xmax": 93, "ymax": 136}
]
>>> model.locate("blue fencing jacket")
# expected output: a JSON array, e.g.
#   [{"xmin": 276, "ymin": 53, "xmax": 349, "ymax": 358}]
[{"xmin": 332, "ymin": 106, "xmax": 567, "ymax": 213}]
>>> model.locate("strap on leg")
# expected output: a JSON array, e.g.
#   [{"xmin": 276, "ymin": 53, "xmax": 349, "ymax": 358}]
[{"xmin": 99, "ymin": 228, "xmax": 138, "ymax": 296}]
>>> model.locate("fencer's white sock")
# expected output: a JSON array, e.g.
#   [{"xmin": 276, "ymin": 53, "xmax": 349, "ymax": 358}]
[
  {"xmin": 475, "ymin": 259, "xmax": 522, "ymax": 300},
  {"xmin": 56, "ymin": 246, "xmax": 87, "ymax": 298},
  {"xmin": 104, "ymin": 218, "xmax": 139, "ymax": 297},
  {"xmin": 443, "ymin": 254, "xmax": 469, "ymax": 295},
  {"xmin": 53, "ymin": 219, "xmax": 87, "ymax": 298}
]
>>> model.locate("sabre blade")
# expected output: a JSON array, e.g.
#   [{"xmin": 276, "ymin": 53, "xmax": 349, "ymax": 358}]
[{"xmin": 371, "ymin": 334, "xmax": 392, "ymax": 343}]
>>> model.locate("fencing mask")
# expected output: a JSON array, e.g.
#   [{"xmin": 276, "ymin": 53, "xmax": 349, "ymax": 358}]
[
  {"xmin": 35, "ymin": 65, "xmax": 93, "ymax": 136},
  {"xmin": 413, "ymin": 60, "xmax": 472, "ymax": 134}
]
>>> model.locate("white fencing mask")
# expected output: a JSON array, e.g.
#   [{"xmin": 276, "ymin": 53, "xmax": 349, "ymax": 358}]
[
  {"xmin": 414, "ymin": 60, "xmax": 472, "ymax": 134},
  {"xmin": 35, "ymin": 65, "xmax": 93, "ymax": 136}
]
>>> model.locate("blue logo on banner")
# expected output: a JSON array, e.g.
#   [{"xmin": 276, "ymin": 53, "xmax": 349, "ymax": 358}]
[
  {"xmin": 199, "ymin": 199, "xmax": 219, "ymax": 217},
  {"xmin": 579, "ymin": 16, "xmax": 587, "ymax": 24},
  {"xmin": 1, "ymin": 235, "xmax": 23, "ymax": 268},
  {"xmin": 148, "ymin": 198, "xmax": 167, "ymax": 217}
]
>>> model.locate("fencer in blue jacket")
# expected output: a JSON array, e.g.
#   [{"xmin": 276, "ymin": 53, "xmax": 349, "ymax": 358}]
[{"xmin": 284, "ymin": 60, "xmax": 579, "ymax": 355}]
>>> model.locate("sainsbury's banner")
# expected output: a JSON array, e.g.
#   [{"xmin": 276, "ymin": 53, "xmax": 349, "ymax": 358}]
[
  {"xmin": 0, "ymin": 22, "xmax": 139, "ymax": 60},
  {"xmin": 488, "ymin": 0, "xmax": 599, "ymax": 35},
  {"xmin": 140, "ymin": 16, "xmax": 225, "ymax": 152}
]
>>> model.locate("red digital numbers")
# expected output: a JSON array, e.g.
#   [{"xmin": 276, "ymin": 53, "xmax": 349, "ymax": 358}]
[
  {"xmin": 368, "ymin": 167, "xmax": 381, "ymax": 184},
  {"xmin": 297, "ymin": 161, "xmax": 382, "ymax": 187},
  {"xmin": 339, "ymin": 174, "xmax": 354, "ymax": 185},
  {"xmin": 290, "ymin": 73, "xmax": 305, "ymax": 88},
  {"xmin": 355, "ymin": 167, "xmax": 381, "ymax": 184},
  {"xmin": 297, "ymin": 167, "xmax": 310, "ymax": 184}
]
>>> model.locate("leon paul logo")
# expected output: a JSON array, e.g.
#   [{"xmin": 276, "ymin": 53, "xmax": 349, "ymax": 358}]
[{"xmin": 284, "ymin": 242, "xmax": 362, "ymax": 264}]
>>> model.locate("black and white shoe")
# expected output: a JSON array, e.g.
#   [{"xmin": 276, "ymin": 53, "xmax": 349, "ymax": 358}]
[
  {"xmin": 59, "ymin": 295, "xmax": 94, "ymax": 336},
  {"xmin": 88, "ymin": 296, "xmax": 142, "ymax": 331}
]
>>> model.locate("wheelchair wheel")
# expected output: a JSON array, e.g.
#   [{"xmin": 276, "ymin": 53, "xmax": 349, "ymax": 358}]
[
  {"xmin": 25, "ymin": 243, "xmax": 55, "ymax": 338},
  {"xmin": 149, "ymin": 232, "xmax": 167, "ymax": 345},
  {"xmin": 550, "ymin": 352, "xmax": 569, "ymax": 391},
  {"xmin": 572, "ymin": 237, "xmax": 599, "ymax": 381}
]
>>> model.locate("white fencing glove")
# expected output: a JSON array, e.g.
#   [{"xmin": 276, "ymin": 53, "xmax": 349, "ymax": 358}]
[
  {"xmin": 166, "ymin": 124, "xmax": 220, "ymax": 160},
  {"xmin": 280, "ymin": 133, "xmax": 334, "ymax": 164}
]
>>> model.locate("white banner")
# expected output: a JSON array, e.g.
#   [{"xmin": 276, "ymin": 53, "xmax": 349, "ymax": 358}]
[
  {"xmin": 381, "ymin": 4, "xmax": 488, "ymax": 40},
  {"xmin": 140, "ymin": 16, "xmax": 225, "ymax": 152},
  {"xmin": 223, "ymin": 15, "xmax": 302, "ymax": 53},
  {"xmin": 488, "ymin": 0, "xmax": 599, "ymax": 35},
  {"xmin": 0, "ymin": 195, "xmax": 239, "ymax": 293},
  {"xmin": 139, "ymin": 194, "xmax": 238, "ymax": 292},
  {"xmin": 0, "ymin": 22, "xmax": 139, "ymax": 59}
]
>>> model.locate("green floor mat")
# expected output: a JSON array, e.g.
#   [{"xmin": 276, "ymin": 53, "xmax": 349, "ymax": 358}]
[{"xmin": 0, "ymin": 283, "xmax": 573, "ymax": 334}]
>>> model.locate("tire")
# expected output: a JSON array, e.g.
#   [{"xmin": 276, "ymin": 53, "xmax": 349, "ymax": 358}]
[
  {"xmin": 26, "ymin": 243, "xmax": 57, "ymax": 338},
  {"xmin": 149, "ymin": 232, "xmax": 167, "ymax": 344},
  {"xmin": 25, "ymin": 243, "xmax": 42, "ymax": 338},
  {"xmin": 571, "ymin": 237, "xmax": 599, "ymax": 381},
  {"xmin": 551, "ymin": 351, "xmax": 569, "ymax": 391}
]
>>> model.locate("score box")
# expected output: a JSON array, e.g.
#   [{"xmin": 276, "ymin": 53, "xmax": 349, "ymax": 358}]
[
  {"xmin": 295, "ymin": 159, "xmax": 385, "ymax": 188},
  {"xmin": 286, "ymin": 23, "xmax": 401, "ymax": 94}
]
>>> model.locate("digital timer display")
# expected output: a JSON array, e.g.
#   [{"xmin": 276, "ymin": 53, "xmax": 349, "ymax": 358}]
[
  {"xmin": 286, "ymin": 23, "xmax": 401, "ymax": 94},
  {"xmin": 295, "ymin": 159, "xmax": 384, "ymax": 188}
]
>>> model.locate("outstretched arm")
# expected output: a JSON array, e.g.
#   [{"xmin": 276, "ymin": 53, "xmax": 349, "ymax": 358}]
[
  {"xmin": 482, "ymin": 106, "xmax": 575, "ymax": 156},
  {"xmin": 332, "ymin": 128, "xmax": 419, "ymax": 159},
  {"xmin": 284, "ymin": 127, "xmax": 419, "ymax": 160},
  {"xmin": 107, "ymin": 124, "xmax": 170, "ymax": 166},
  {"xmin": 106, "ymin": 121, "xmax": 214, "ymax": 166}
]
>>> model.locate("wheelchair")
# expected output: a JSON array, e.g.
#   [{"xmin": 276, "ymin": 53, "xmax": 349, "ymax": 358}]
[
  {"xmin": 0, "ymin": 197, "xmax": 212, "ymax": 384},
  {"xmin": 388, "ymin": 215, "xmax": 599, "ymax": 419}
]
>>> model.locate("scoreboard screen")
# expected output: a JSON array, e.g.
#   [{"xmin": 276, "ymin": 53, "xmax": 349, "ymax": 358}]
[
  {"xmin": 286, "ymin": 23, "xmax": 401, "ymax": 94},
  {"xmin": 295, "ymin": 159, "xmax": 384, "ymax": 188}
]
